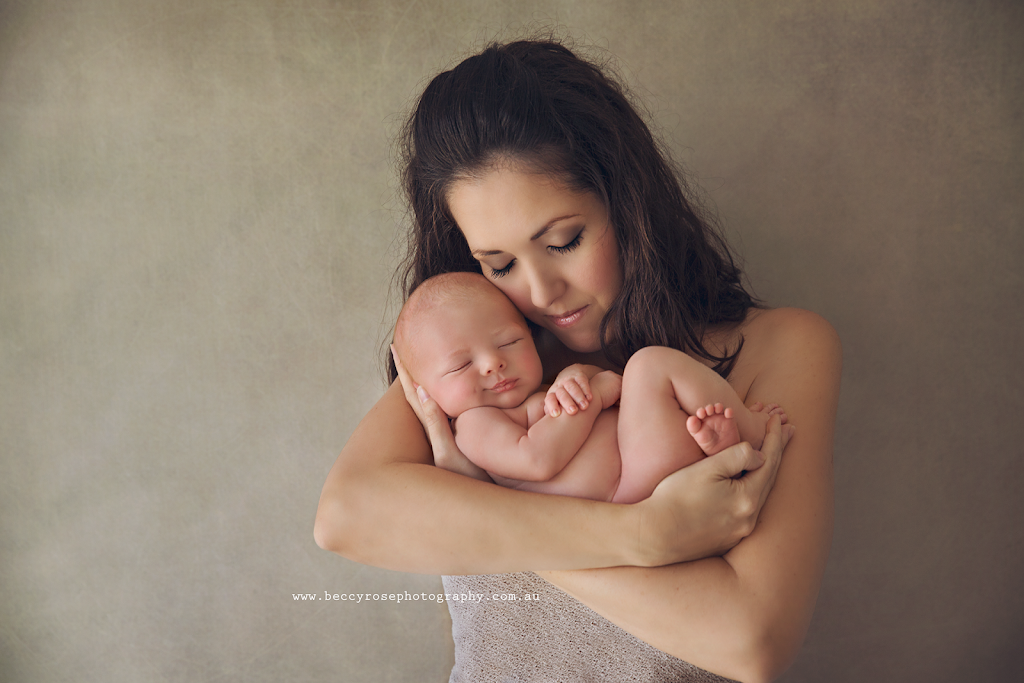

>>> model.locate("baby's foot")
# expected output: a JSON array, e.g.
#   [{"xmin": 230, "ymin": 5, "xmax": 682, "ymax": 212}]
[
  {"xmin": 686, "ymin": 403, "xmax": 741, "ymax": 456},
  {"xmin": 746, "ymin": 402, "xmax": 789, "ymax": 450}
]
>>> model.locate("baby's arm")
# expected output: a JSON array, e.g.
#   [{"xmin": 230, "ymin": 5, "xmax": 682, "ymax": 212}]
[{"xmin": 455, "ymin": 374, "xmax": 621, "ymax": 482}]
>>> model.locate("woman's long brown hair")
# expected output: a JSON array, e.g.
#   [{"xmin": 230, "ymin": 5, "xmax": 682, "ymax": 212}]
[{"xmin": 388, "ymin": 39, "xmax": 759, "ymax": 381}]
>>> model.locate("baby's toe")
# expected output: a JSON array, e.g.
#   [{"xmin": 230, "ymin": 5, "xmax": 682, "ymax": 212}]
[{"xmin": 686, "ymin": 414, "xmax": 703, "ymax": 436}]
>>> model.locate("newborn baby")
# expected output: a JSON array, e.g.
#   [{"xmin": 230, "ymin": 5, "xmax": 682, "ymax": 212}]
[{"xmin": 393, "ymin": 272, "xmax": 784, "ymax": 503}]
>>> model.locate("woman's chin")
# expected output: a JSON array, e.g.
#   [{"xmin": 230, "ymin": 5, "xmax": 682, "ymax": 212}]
[
  {"xmin": 535, "ymin": 324, "xmax": 602, "ymax": 355},
  {"xmin": 556, "ymin": 332, "xmax": 602, "ymax": 355}
]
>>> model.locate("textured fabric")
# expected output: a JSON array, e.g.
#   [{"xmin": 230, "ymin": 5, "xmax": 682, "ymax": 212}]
[{"xmin": 442, "ymin": 572, "xmax": 737, "ymax": 683}]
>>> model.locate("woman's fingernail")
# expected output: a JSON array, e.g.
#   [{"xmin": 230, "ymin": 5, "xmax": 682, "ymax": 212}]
[{"xmin": 416, "ymin": 386, "xmax": 429, "ymax": 403}]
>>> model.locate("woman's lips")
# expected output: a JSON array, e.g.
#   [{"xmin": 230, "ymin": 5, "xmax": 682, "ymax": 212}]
[
  {"xmin": 547, "ymin": 306, "xmax": 588, "ymax": 328},
  {"xmin": 491, "ymin": 379, "xmax": 518, "ymax": 393}
]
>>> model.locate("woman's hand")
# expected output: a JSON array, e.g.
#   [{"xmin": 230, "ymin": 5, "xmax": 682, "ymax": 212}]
[
  {"xmin": 633, "ymin": 414, "xmax": 794, "ymax": 566},
  {"xmin": 390, "ymin": 345, "xmax": 492, "ymax": 482}
]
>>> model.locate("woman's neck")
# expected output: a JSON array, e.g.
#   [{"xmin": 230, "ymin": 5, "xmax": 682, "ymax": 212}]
[
  {"xmin": 536, "ymin": 308, "xmax": 761, "ymax": 381},
  {"xmin": 535, "ymin": 329, "xmax": 616, "ymax": 382}
]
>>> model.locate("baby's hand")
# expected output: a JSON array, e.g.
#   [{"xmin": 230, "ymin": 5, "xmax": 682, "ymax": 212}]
[{"xmin": 545, "ymin": 364, "xmax": 594, "ymax": 417}]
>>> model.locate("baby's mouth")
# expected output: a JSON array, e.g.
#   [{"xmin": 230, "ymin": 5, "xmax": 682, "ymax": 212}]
[{"xmin": 490, "ymin": 378, "xmax": 518, "ymax": 393}]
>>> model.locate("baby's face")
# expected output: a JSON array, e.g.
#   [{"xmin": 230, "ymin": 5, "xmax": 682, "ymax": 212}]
[{"xmin": 408, "ymin": 291, "xmax": 543, "ymax": 417}]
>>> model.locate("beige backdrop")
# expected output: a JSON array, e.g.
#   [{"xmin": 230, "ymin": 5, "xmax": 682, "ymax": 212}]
[{"xmin": 2, "ymin": 1, "xmax": 1021, "ymax": 681}]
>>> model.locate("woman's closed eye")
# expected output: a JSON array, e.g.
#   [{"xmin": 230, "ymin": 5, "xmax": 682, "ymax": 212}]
[
  {"xmin": 549, "ymin": 232, "xmax": 583, "ymax": 254},
  {"xmin": 489, "ymin": 261, "xmax": 514, "ymax": 278},
  {"xmin": 486, "ymin": 232, "xmax": 584, "ymax": 278}
]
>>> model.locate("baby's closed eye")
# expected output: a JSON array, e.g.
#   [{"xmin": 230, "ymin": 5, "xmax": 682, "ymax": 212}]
[{"xmin": 446, "ymin": 362, "xmax": 471, "ymax": 374}]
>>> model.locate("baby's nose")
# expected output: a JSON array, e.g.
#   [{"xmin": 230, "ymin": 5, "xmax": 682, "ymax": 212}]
[{"xmin": 481, "ymin": 354, "xmax": 506, "ymax": 374}]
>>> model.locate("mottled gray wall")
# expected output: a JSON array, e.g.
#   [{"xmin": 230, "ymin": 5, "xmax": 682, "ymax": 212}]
[{"xmin": 1, "ymin": 1, "xmax": 1021, "ymax": 681}]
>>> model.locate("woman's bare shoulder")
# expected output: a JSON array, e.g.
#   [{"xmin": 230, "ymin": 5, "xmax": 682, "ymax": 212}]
[
  {"xmin": 742, "ymin": 307, "xmax": 841, "ymax": 359},
  {"xmin": 727, "ymin": 307, "xmax": 841, "ymax": 400}
]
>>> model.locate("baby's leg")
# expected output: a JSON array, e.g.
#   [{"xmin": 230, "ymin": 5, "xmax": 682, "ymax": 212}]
[
  {"xmin": 613, "ymin": 347, "xmax": 705, "ymax": 503},
  {"xmin": 614, "ymin": 346, "xmax": 784, "ymax": 504}
]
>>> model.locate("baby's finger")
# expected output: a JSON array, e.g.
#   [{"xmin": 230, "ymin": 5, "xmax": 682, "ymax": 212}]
[
  {"xmin": 563, "ymin": 380, "xmax": 590, "ymax": 410},
  {"xmin": 554, "ymin": 387, "xmax": 580, "ymax": 415},
  {"xmin": 545, "ymin": 392, "xmax": 562, "ymax": 418},
  {"xmin": 576, "ymin": 375, "xmax": 593, "ymax": 402}
]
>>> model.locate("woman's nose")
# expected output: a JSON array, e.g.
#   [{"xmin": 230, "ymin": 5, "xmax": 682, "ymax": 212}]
[{"xmin": 526, "ymin": 265, "xmax": 564, "ymax": 309}]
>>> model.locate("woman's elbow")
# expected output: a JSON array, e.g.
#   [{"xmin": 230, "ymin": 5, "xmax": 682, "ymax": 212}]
[
  {"xmin": 313, "ymin": 495, "xmax": 346, "ymax": 553},
  {"xmin": 313, "ymin": 479, "xmax": 373, "ymax": 560},
  {"xmin": 731, "ymin": 619, "xmax": 803, "ymax": 683}
]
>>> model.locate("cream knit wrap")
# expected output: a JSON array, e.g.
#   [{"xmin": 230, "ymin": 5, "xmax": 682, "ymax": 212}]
[{"xmin": 442, "ymin": 572, "xmax": 736, "ymax": 682}]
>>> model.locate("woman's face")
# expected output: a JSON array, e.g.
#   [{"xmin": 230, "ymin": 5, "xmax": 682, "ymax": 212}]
[{"xmin": 447, "ymin": 167, "xmax": 622, "ymax": 354}]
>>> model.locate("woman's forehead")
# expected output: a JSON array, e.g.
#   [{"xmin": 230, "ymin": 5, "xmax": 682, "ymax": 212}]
[{"xmin": 449, "ymin": 169, "xmax": 600, "ymax": 248}]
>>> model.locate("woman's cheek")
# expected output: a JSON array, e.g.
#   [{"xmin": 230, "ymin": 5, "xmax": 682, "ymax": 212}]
[{"xmin": 493, "ymin": 279, "xmax": 533, "ymax": 318}]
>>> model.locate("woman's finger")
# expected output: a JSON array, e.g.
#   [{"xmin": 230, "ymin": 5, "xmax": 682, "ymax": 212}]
[
  {"xmin": 391, "ymin": 346, "xmax": 424, "ymax": 419},
  {"xmin": 414, "ymin": 387, "xmax": 459, "ymax": 447},
  {"xmin": 706, "ymin": 440, "xmax": 766, "ymax": 479},
  {"xmin": 735, "ymin": 415, "xmax": 790, "ymax": 518},
  {"xmin": 391, "ymin": 347, "xmax": 492, "ymax": 483}
]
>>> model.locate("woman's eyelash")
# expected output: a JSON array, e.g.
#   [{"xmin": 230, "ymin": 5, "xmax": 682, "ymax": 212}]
[
  {"xmin": 490, "ymin": 261, "xmax": 514, "ymax": 278},
  {"xmin": 487, "ymin": 232, "xmax": 583, "ymax": 278},
  {"xmin": 550, "ymin": 233, "xmax": 583, "ymax": 254}
]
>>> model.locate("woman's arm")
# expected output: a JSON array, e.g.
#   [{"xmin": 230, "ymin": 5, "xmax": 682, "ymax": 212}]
[
  {"xmin": 314, "ymin": 376, "xmax": 778, "ymax": 574},
  {"xmin": 537, "ymin": 309, "xmax": 841, "ymax": 683}
]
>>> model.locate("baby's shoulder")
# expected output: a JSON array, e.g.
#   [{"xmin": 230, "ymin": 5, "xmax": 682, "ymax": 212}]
[{"xmin": 456, "ymin": 395, "xmax": 542, "ymax": 432}]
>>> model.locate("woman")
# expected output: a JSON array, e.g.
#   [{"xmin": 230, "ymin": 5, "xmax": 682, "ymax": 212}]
[{"xmin": 315, "ymin": 39, "xmax": 840, "ymax": 683}]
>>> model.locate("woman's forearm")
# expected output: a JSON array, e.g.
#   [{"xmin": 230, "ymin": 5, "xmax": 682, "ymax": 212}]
[
  {"xmin": 539, "ymin": 429, "xmax": 831, "ymax": 683},
  {"xmin": 316, "ymin": 378, "xmax": 778, "ymax": 574},
  {"xmin": 540, "ymin": 310, "xmax": 842, "ymax": 683},
  {"xmin": 315, "ymin": 381, "xmax": 644, "ymax": 574}
]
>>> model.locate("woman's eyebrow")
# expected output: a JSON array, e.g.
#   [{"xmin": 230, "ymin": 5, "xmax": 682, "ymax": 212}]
[{"xmin": 470, "ymin": 214, "xmax": 582, "ymax": 257}]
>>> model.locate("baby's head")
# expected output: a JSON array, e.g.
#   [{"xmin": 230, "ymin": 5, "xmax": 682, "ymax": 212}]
[{"xmin": 394, "ymin": 272, "xmax": 543, "ymax": 417}]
